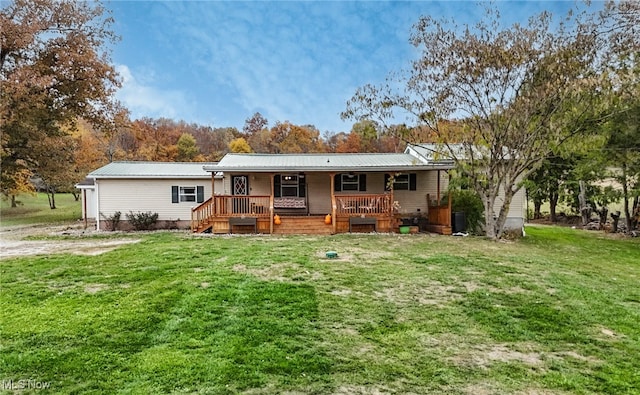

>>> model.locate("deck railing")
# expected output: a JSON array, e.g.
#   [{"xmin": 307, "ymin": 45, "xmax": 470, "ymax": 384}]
[
  {"xmin": 191, "ymin": 195, "xmax": 271, "ymax": 232},
  {"xmin": 335, "ymin": 194, "xmax": 392, "ymax": 216},
  {"xmin": 210, "ymin": 195, "xmax": 271, "ymax": 217},
  {"xmin": 427, "ymin": 193, "xmax": 451, "ymax": 226}
]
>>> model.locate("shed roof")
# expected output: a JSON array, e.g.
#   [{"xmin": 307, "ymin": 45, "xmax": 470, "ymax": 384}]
[
  {"xmin": 88, "ymin": 161, "xmax": 212, "ymax": 179},
  {"xmin": 204, "ymin": 153, "xmax": 453, "ymax": 173}
]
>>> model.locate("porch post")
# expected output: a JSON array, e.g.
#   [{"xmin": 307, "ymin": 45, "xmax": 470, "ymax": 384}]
[
  {"xmin": 389, "ymin": 180, "xmax": 394, "ymax": 232},
  {"xmin": 436, "ymin": 170, "xmax": 441, "ymax": 203},
  {"xmin": 330, "ymin": 173, "xmax": 336, "ymax": 234},
  {"xmin": 211, "ymin": 172, "xmax": 215, "ymax": 197},
  {"xmin": 269, "ymin": 173, "xmax": 274, "ymax": 235}
]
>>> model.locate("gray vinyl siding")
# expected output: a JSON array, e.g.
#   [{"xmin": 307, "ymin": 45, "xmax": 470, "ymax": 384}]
[
  {"xmin": 97, "ymin": 178, "xmax": 211, "ymax": 221},
  {"xmin": 393, "ymin": 171, "xmax": 449, "ymax": 215}
]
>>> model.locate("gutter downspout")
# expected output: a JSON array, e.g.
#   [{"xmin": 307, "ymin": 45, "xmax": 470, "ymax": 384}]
[
  {"xmin": 83, "ymin": 189, "xmax": 87, "ymax": 229},
  {"xmin": 95, "ymin": 179, "xmax": 100, "ymax": 231}
]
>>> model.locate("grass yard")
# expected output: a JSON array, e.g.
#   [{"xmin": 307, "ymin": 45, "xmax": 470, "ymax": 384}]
[
  {"xmin": 1, "ymin": 226, "xmax": 639, "ymax": 394},
  {"xmin": 0, "ymin": 193, "xmax": 82, "ymax": 227}
]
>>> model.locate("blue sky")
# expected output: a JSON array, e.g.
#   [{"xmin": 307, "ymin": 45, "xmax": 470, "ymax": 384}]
[{"xmin": 108, "ymin": 1, "xmax": 591, "ymax": 134}]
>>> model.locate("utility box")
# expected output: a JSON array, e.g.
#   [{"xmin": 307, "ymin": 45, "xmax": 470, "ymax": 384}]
[{"xmin": 452, "ymin": 212, "xmax": 466, "ymax": 233}]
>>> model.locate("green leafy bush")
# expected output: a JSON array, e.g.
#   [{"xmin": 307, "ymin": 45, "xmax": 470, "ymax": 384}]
[
  {"xmin": 126, "ymin": 211, "xmax": 158, "ymax": 231},
  {"xmin": 450, "ymin": 189, "xmax": 485, "ymax": 234}
]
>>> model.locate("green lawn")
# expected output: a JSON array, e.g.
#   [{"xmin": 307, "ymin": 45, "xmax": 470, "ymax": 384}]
[
  {"xmin": 1, "ymin": 226, "xmax": 639, "ymax": 394},
  {"xmin": 0, "ymin": 193, "xmax": 82, "ymax": 227}
]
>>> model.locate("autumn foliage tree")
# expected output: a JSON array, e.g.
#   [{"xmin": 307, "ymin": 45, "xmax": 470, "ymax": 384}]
[{"xmin": 1, "ymin": 0, "xmax": 120, "ymax": 208}]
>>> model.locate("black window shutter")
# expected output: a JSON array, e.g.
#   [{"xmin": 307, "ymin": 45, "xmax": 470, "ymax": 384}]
[
  {"xmin": 409, "ymin": 173, "xmax": 417, "ymax": 191},
  {"xmin": 196, "ymin": 186, "xmax": 204, "ymax": 203},
  {"xmin": 298, "ymin": 173, "xmax": 306, "ymax": 197},
  {"xmin": 334, "ymin": 174, "xmax": 342, "ymax": 192},
  {"xmin": 274, "ymin": 175, "xmax": 281, "ymax": 197},
  {"xmin": 359, "ymin": 174, "xmax": 367, "ymax": 191},
  {"xmin": 171, "ymin": 186, "xmax": 179, "ymax": 203},
  {"xmin": 384, "ymin": 174, "xmax": 390, "ymax": 191}
]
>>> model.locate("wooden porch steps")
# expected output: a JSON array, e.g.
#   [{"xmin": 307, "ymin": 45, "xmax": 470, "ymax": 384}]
[{"xmin": 273, "ymin": 216, "xmax": 333, "ymax": 235}]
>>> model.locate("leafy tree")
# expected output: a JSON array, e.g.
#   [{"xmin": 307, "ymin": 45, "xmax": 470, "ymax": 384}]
[
  {"xmin": 343, "ymin": 2, "xmax": 639, "ymax": 239},
  {"xmin": 247, "ymin": 128, "xmax": 273, "ymax": 154},
  {"xmin": 269, "ymin": 122, "xmax": 324, "ymax": 153},
  {"xmin": 335, "ymin": 132, "xmax": 362, "ymax": 153},
  {"xmin": 0, "ymin": 166, "xmax": 34, "ymax": 207},
  {"xmin": 350, "ymin": 120, "xmax": 379, "ymax": 152},
  {"xmin": 601, "ymin": 90, "xmax": 640, "ymax": 231},
  {"xmin": 1, "ymin": 0, "xmax": 120, "ymax": 202},
  {"xmin": 176, "ymin": 133, "xmax": 200, "ymax": 161},
  {"xmin": 228, "ymin": 137, "xmax": 253, "ymax": 153}
]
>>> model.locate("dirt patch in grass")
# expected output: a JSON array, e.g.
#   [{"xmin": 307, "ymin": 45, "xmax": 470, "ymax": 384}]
[
  {"xmin": 0, "ymin": 238, "xmax": 141, "ymax": 258},
  {"xmin": 373, "ymin": 279, "xmax": 531, "ymax": 308},
  {"xmin": 84, "ymin": 283, "xmax": 109, "ymax": 294},
  {"xmin": 0, "ymin": 223, "xmax": 141, "ymax": 258},
  {"xmin": 232, "ymin": 262, "xmax": 323, "ymax": 282},
  {"xmin": 451, "ymin": 343, "xmax": 601, "ymax": 369}
]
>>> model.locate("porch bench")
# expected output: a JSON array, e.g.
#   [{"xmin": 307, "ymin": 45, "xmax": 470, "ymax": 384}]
[
  {"xmin": 229, "ymin": 217, "xmax": 257, "ymax": 233},
  {"xmin": 349, "ymin": 216, "xmax": 377, "ymax": 232}
]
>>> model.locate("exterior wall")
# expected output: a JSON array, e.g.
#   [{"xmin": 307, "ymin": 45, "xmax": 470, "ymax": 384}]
[
  {"xmin": 494, "ymin": 185, "xmax": 526, "ymax": 230},
  {"xmin": 216, "ymin": 173, "xmax": 269, "ymax": 195},
  {"xmin": 393, "ymin": 171, "xmax": 449, "ymax": 216},
  {"xmin": 81, "ymin": 188, "xmax": 97, "ymax": 219},
  {"xmin": 96, "ymin": 178, "xmax": 211, "ymax": 229}
]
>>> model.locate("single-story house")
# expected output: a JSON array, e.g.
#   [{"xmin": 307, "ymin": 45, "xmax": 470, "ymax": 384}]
[
  {"xmin": 80, "ymin": 144, "xmax": 525, "ymax": 234},
  {"xmin": 82, "ymin": 149, "xmax": 455, "ymax": 233}
]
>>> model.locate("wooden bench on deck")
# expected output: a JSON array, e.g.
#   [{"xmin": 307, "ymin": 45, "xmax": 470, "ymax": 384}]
[
  {"xmin": 349, "ymin": 216, "xmax": 377, "ymax": 232},
  {"xmin": 229, "ymin": 217, "xmax": 257, "ymax": 233}
]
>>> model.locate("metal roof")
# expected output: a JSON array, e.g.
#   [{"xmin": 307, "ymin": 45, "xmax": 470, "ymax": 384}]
[
  {"xmin": 406, "ymin": 143, "xmax": 514, "ymax": 161},
  {"xmin": 88, "ymin": 161, "xmax": 212, "ymax": 179},
  {"xmin": 204, "ymin": 153, "xmax": 454, "ymax": 173}
]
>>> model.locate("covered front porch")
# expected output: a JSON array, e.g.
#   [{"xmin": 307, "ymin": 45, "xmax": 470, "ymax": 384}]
[{"xmin": 191, "ymin": 153, "xmax": 454, "ymax": 235}]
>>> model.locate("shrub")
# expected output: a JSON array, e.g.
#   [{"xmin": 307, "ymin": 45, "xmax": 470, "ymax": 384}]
[
  {"xmin": 100, "ymin": 211, "xmax": 121, "ymax": 231},
  {"xmin": 449, "ymin": 189, "xmax": 485, "ymax": 234},
  {"xmin": 126, "ymin": 211, "xmax": 158, "ymax": 231}
]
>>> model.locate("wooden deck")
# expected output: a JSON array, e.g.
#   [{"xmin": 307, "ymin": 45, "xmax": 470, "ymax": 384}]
[{"xmin": 192, "ymin": 192, "xmax": 452, "ymax": 235}]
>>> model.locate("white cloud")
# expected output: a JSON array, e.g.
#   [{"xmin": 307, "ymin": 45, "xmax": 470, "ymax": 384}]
[{"xmin": 115, "ymin": 64, "xmax": 191, "ymax": 121}]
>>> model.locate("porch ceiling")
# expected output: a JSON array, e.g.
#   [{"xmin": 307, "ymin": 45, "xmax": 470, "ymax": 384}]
[{"xmin": 204, "ymin": 153, "xmax": 454, "ymax": 173}]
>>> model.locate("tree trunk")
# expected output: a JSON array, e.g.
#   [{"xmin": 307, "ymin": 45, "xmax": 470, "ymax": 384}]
[
  {"xmin": 549, "ymin": 191, "xmax": 559, "ymax": 223},
  {"xmin": 46, "ymin": 187, "xmax": 57, "ymax": 209},
  {"xmin": 72, "ymin": 191, "xmax": 80, "ymax": 201},
  {"xmin": 632, "ymin": 196, "xmax": 639, "ymax": 231},
  {"xmin": 621, "ymin": 162, "xmax": 632, "ymax": 233},
  {"xmin": 597, "ymin": 207, "xmax": 608, "ymax": 229},
  {"xmin": 533, "ymin": 199, "xmax": 542, "ymax": 220},
  {"xmin": 578, "ymin": 181, "xmax": 590, "ymax": 226},
  {"xmin": 10, "ymin": 195, "xmax": 17, "ymax": 208},
  {"xmin": 611, "ymin": 211, "xmax": 620, "ymax": 233},
  {"xmin": 484, "ymin": 200, "xmax": 497, "ymax": 239}
]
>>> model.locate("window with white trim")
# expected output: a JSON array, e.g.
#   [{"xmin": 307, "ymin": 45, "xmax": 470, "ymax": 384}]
[
  {"xmin": 179, "ymin": 186, "xmax": 197, "ymax": 202},
  {"xmin": 341, "ymin": 174, "xmax": 359, "ymax": 191},
  {"xmin": 172, "ymin": 185, "xmax": 205, "ymax": 203},
  {"xmin": 393, "ymin": 174, "xmax": 410, "ymax": 190}
]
